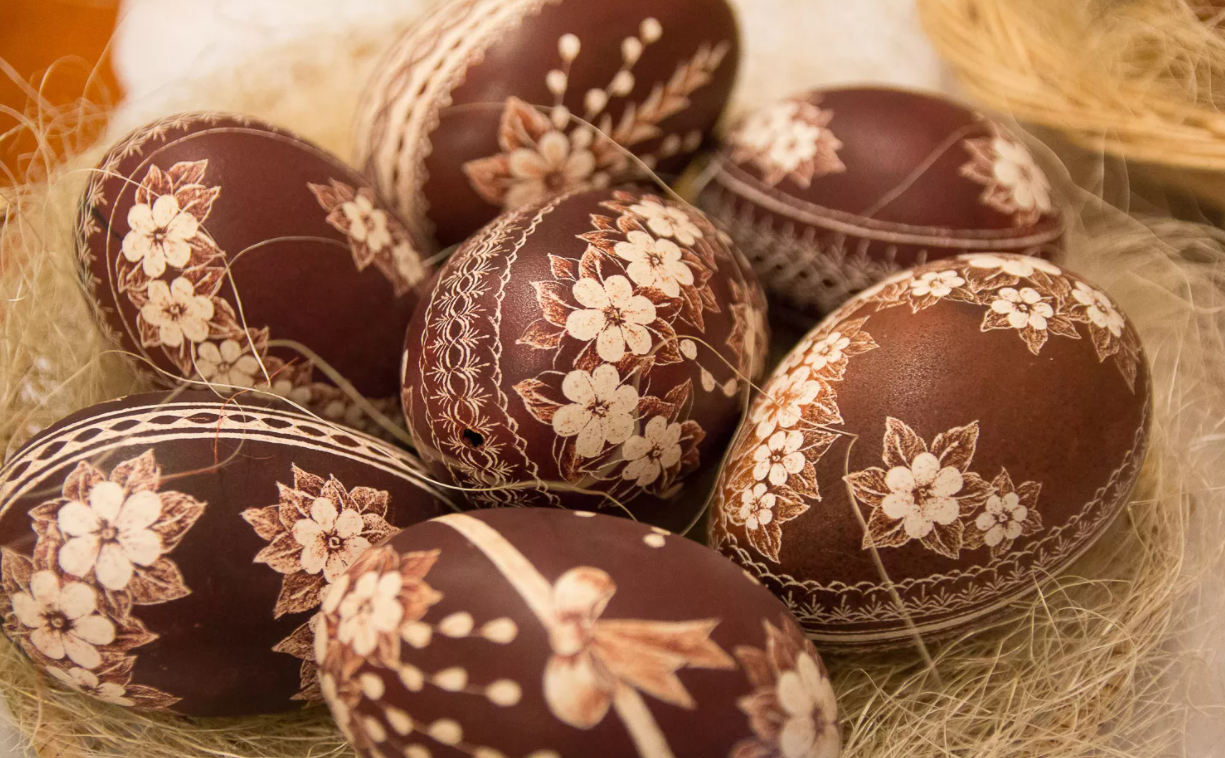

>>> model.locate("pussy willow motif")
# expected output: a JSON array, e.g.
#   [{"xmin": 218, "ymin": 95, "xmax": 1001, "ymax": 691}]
[
  {"xmin": 511, "ymin": 190, "xmax": 764, "ymax": 504},
  {"xmin": 463, "ymin": 18, "xmax": 731, "ymax": 210},
  {"xmin": 0, "ymin": 450, "xmax": 205, "ymax": 709},
  {"xmin": 114, "ymin": 160, "xmax": 411, "ymax": 435},
  {"xmin": 241, "ymin": 464, "xmax": 399, "ymax": 701}
]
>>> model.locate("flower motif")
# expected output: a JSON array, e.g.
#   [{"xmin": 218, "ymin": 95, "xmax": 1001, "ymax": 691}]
[
  {"xmin": 803, "ymin": 332, "xmax": 850, "ymax": 373},
  {"xmin": 975, "ymin": 492, "xmax": 1027, "ymax": 547},
  {"xmin": 196, "ymin": 339, "xmax": 261, "ymax": 387},
  {"xmin": 966, "ymin": 469, "xmax": 1043, "ymax": 556},
  {"xmin": 56, "ymin": 481, "xmax": 162, "ymax": 592},
  {"xmin": 990, "ymin": 137, "xmax": 1052, "ymax": 216},
  {"xmin": 542, "ymin": 566, "xmax": 734, "ymax": 729},
  {"xmin": 48, "ymin": 667, "xmax": 134, "ymax": 706},
  {"xmin": 965, "ymin": 254, "xmax": 1061, "ymax": 278},
  {"xmin": 505, "ymin": 129, "xmax": 600, "ymax": 210},
  {"xmin": 739, "ymin": 483, "xmax": 777, "ymax": 530},
  {"xmin": 341, "ymin": 194, "xmax": 392, "ymax": 253},
  {"xmin": 628, "ymin": 199, "xmax": 704, "ymax": 246},
  {"xmin": 336, "ymin": 570, "xmax": 404, "ymax": 658},
  {"xmin": 733, "ymin": 617, "xmax": 840, "ymax": 758},
  {"xmin": 909, "ymin": 270, "xmax": 965, "ymax": 299},
  {"xmin": 10, "ymin": 572, "xmax": 114, "ymax": 669},
  {"xmin": 121, "ymin": 194, "xmax": 199, "ymax": 277},
  {"xmin": 752, "ymin": 431, "xmax": 805, "ymax": 486},
  {"xmin": 621, "ymin": 416, "xmax": 683, "ymax": 487},
  {"xmin": 752, "ymin": 367, "xmax": 827, "ymax": 439},
  {"xmin": 844, "ymin": 418, "xmax": 994, "ymax": 558},
  {"xmin": 989, "ymin": 287, "xmax": 1053, "ymax": 331},
  {"xmin": 960, "ymin": 133, "xmax": 1054, "ymax": 225},
  {"xmin": 552, "ymin": 364, "xmax": 639, "ymax": 458},
  {"xmin": 293, "ymin": 498, "xmax": 371, "ymax": 584},
  {"xmin": 242, "ymin": 465, "xmax": 397, "ymax": 619},
  {"xmin": 879, "ymin": 453, "xmax": 964, "ymax": 541},
  {"xmin": 139, "ymin": 277, "xmax": 214, "ymax": 348},
  {"xmin": 731, "ymin": 100, "xmax": 845, "ymax": 187},
  {"xmin": 565, "ymin": 275, "xmax": 657, "ymax": 362},
  {"xmin": 1071, "ymin": 281, "xmax": 1125, "ymax": 338},
  {"xmin": 613, "ymin": 230, "xmax": 695, "ymax": 297}
]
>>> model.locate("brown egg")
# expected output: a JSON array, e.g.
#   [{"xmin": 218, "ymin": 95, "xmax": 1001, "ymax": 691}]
[
  {"xmin": 401, "ymin": 187, "xmax": 768, "ymax": 532},
  {"xmin": 0, "ymin": 391, "xmax": 448, "ymax": 715},
  {"xmin": 77, "ymin": 112, "xmax": 432, "ymax": 435},
  {"xmin": 697, "ymin": 87, "xmax": 1065, "ymax": 318},
  {"xmin": 316, "ymin": 508, "xmax": 840, "ymax": 758},
  {"xmin": 355, "ymin": 0, "xmax": 740, "ymax": 259},
  {"xmin": 708, "ymin": 254, "xmax": 1149, "ymax": 650}
]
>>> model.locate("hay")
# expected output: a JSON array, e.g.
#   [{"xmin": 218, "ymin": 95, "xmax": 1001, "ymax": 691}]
[
  {"xmin": 918, "ymin": 0, "xmax": 1225, "ymax": 203},
  {"xmin": 1, "ymin": 1, "xmax": 1223, "ymax": 756}
]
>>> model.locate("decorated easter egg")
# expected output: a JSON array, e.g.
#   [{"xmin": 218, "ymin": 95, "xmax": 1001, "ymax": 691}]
[
  {"xmin": 708, "ymin": 254, "xmax": 1149, "ymax": 649},
  {"xmin": 401, "ymin": 187, "xmax": 768, "ymax": 532},
  {"xmin": 697, "ymin": 87, "xmax": 1065, "ymax": 318},
  {"xmin": 0, "ymin": 391, "xmax": 449, "ymax": 716},
  {"xmin": 77, "ymin": 112, "xmax": 431, "ymax": 435},
  {"xmin": 355, "ymin": 0, "xmax": 740, "ymax": 259},
  {"xmin": 316, "ymin": 508, "xmax": 840, "ymax": 758}
]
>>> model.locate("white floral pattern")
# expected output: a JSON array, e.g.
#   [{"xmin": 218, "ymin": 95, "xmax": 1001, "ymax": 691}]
[
  {"xmin": 552, "ymin": 365, "xmax": 640, "ymax": 458},
  {"xmin": 195, "ymin": 339, "xmax": 260, "ymax": 387},
  {"xmin": 621, "ymin": 416, "xmax": 684, "ymax": 486},
  {"xmin": 10, "ymin": 572, "xmax": 115, "ymax": 669},
  {"xmin": 139, "ymin": 277, "xmax": 214, "ymax": 348},
  {"xmin": 121, "ymin": 194, "xmax": 200, "ymax": 278},
  {"xmin": 0, "ymin": 450, "xmax": 204, "ymax": 710},
  {"xmin": 629, "ymin": 199, "xmax": 704, "ymax": 246},
  {"xmin": 909, "ymin": 270, "xmax": 965, "ymax": 299},
  {"xmin": 56, "ymin": 483, "xmax": 162, "ymax": 592},
  {"xmin": 960, "ymin": 131, "xmax": 1056, "ymax": 226},
  {"xmin": 614, "ymin": 230, "xmax": 695, "ymax": 297},
  {"xmin": 753, "ymin": 431, "xmax": 806, "ymax": 486},
  {"xmin": 565, "ymin": 275, "xmax": 656, "ymax": 362},
  {"xmin": 730, "ymin": 99, "xmax": 845, "ymax": 188},
  {"xmin": 752, "ymin": 367, "xmax": 826, "ymax": 440},
  {"xmin": 740, "ymin": 483, "xmax": 777, "ymax": 531}
]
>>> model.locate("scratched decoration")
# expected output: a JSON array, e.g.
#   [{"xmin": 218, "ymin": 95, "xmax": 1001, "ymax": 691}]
[{"xmin": 316, "ymin": 507, "xmax": 840, "ymax": 758}]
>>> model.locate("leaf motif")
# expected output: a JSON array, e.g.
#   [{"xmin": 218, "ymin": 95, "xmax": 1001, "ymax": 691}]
[
  {"xmin": 306, "ymin": 181, "xmax": 344, "ymax": 212},
  {"xmin": 1, "ymin": 550, "xmax": 33, "ymax": 595},
  {"xmin": 207, "ymin": 297, "xmax": 245, "ymax": 340},
  {"xmin": 774, "ymin": 498, "xmax": 810, "ymax": 523},
  {"xmin": 844, "ymin": 468, "xmax": 888, "ymax": 508},
  {"xmin": 128, "ymin": 557, "xmax": 192, "ymax": 605},
  {"xmin": 176, "ymin": 185, "xmax": 221, "ymax": 224},
  {"xmin": 274, "ymin": 570, "xmax": 326, "ymax": 619},
  {"xmin": 513, "ymin": 377, "xmax": 563, "ymax": 425},
  {"xmin": 957, "ymin": 472, "xmax": 995, "ymax": 513},
  {"xmin": 139, "ymin": 165, "xmax": 173, "ymax": 205},
  {"xmin": 579, "ymin": 245, "xmax": 608, "ymax": 279},
  {"xmin": 637, "ymin": 395, "xmax": 673, "ymax": 420},
  {"xmin": 1088, "ymin": 323, "xmax": 1120, "ymax": 363},
  {"xmin": 518, "ymin": 319, "xmax": 565, "ymax": 350},
  {"xmin": 292, "ymin": 465, "xmax": 327, "ymax": 497},
  {"xmin": 862, "ymin": 506, "xmax": 909, "ymax": 549},
  {"xmin": 663, "ymin": 380, "xmax": 692, "ymax": 415},
  {"xmin": 677, "ymin": 281, "xmax": 706, "ymax": 332},
  {"xmin": 1016, "ymin": 479, "xmax": 1042, "ymax": 509},
  {"xmin": 109, "ymin": 615, "xmax": 158, "ymax": 651},
  {"xmin": 241, "ymin": 504, "xmax": 283, "ymax": 541},
  {"xmin": 992, "ymin": 468, "xmax": 1016, "ymax": 496},
  {"xmin": 533, "ymin": 280, "xmax": 573, "ymax": 326},
  {"xmin": 920, "ymin": 520, "xmax": 964, "ymax": 559},
  {"xmin": 747, "ymin": 520, "xmax": 783, "ymax": 563},
  {"xmin": 1018, "ymin": 325, "xmax": 1049, "ymax": 355},
  {"xmin": 277, "ymin": 482, "xmax": 314, "ymax": 530},
  {"xmin": 124, "ymin": 684, "xmax": 182, "ymax": 710},
  {"xmin": 272, "ymin": 620, "xmax": 316, "ymax": 661},
  {"xmin": 254, "ymin": 532, "xmax": 304, "ymax": 575},
  {"xmin": 167, "ymin": 160, "xmax": 208, "ymax": 188},
  {"xmin": 110, "ymin": 451, "xmax": 159, "ymax": 493},
  {"xmin": 62, "ymin": 461, "xmax": 105, "ymax": 503},
  {"xmin": 1045, "ymin": 315, "xmax": 1081, "ymax": 340},
  {"xmin": 362, "ymin": 515, "xmax": 399, "ymax": 545},
  {"xmin": 153, "ymin": 491, "xmax": 206, "ymax": 552},
  {"xmin": 496, "ymin": 96, "xmax": 553, "ymax": 152},
  {"xmin": 349, "ymin": 487, "xmax": 389, "ymax": 517},
  {"xmin": 733, "ymin": 645, "xmax": 774, "ymax": 690},
  {"xmin": 461, "ymin": 154, "xmax": 512, "ymax": 206},
  {"xmin": 931, "ymin": 421, "xmax": 980, "ymax": 472},
  {"xmin": 188, "ymin": 264, "xmax": 227, "ymax": 299},
  {"xmin": 549, "ymin": 254, "xmax": 579, "ymax": 281}
]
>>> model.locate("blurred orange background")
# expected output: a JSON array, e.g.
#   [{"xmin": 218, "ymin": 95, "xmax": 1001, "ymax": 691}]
[{"xmin": 0, "ymin": 0, "xmax": 122, "ymax": 186}]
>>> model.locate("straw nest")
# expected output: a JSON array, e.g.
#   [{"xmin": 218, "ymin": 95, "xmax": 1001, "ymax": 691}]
[
  {"xmin": 918, "ymin": 0, "xmax": 1225, "ymax": 204},
  {"xmin": 1, "ymin": 2, "xmax": 1223, "ymax": 756}
]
